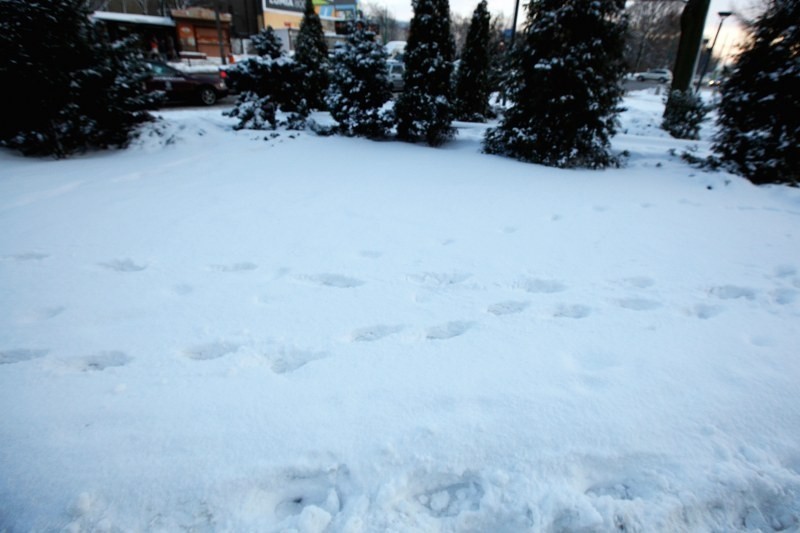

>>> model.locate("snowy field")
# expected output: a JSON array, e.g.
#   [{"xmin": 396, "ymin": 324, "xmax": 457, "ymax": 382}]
[{"xmin": 1, "ymin": 91, "xmax": 799, "ymax": 532}]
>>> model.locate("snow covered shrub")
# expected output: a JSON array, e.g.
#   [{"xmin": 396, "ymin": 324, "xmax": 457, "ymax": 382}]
[
  {"xmin": 327, "ymin": 27, "xmax": 394, "ymax": 139},
  {"xmin": 394, "ymin": 0, "xmax": 456, "ymax": 146},
  {"xmin": 226, "ymin": 93, "xmax": 277, "ymax": 130},
  {"xmin": 483, "ymin": 0, "xmax": 628, "ymax": 168},
  {"xmin": 712, "ymin": 0, "xmax": 800, "ymax": 185},
  {"xmin": 453, "ymin": 0, "xmax": 492, "ymax": 122},
  {"xmin": 225, "ymin": 35, "xmax": 300, "ymax": 131},
  {"xmin": 0, "ymin": 0, "xmax": 157, "ymax": 158},
  {"xmin": 662, "ymin": 90, "xmax": 708, "ymax": 140},
  {"xmin": 293, "ymin": 0, "xmax": 329, "ymax": 112}
]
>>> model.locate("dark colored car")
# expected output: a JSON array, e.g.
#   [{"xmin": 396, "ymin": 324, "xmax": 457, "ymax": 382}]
[{"xmin": 144, "ymin": 61, "xmax": 229, "ymax": 106}]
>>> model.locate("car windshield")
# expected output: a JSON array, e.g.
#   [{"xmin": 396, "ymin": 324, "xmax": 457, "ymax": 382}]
[{"xmin": 148, "ymin": 62, "xmax": 179, "ymax": 76}]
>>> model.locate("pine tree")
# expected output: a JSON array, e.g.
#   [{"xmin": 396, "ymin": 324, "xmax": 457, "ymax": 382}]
[
  {"xmin": 250, "ymin": 26, "xmax": 284, "ymax": 59},
  {"xmin": 327, "ymin": 26, "xmax": 394, "ymax": 139},
  {"xmin": 484, "ymin": 0, "xmax": 628, "ymax": 168},
  {"xmin": 394, "ymin": 0, "xmax": 456, "ymax": 146},
  {"xmin": 293, "ymin": 0, "xmax": 329, "ymax": 112},
  {"xmin": 712, "ymin": 0, "xmax": 800, "ymax": 185},
  {"xmin": 225, "ymin": 28, "xmax": 297, "ymax": 130},
  {"xmin": 0, "ymin": 0, "xmax": 157, "ymax": 157},
  {"xmin": 454, "ymin": 0, "xmax": 492, "ymax": 122}
]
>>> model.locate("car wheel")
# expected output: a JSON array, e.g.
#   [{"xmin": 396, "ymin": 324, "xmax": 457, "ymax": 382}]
[
  {"xmin": 198, "ymin": 87, "xmax": 217, "ymax": 106},
  {"xmin": 659, "ymin": 77, "xmax": 667, "ymax": 83},
  {"xmin": 636, "ymin": 76, "xmax": 645, "ymax": 82}
]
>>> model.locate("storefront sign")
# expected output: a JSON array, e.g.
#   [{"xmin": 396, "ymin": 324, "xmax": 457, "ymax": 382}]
[{"xmin": 264, "ymin": 0, "xmax": 306, "ymax": 13}]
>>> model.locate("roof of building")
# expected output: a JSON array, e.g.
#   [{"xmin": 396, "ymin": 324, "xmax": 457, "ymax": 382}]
[{"xmin": 91, "ymin": 11, "xmax": 176, "ymax": 27}]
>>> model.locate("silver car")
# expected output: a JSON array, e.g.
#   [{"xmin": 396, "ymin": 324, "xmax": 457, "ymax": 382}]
[
  {"xmin": 387, "ymin": 60, "xmax": 404, "ymax": 92},
  {"xmin": 635, "ymin": 69, "xmax": 673, "ymax": 83}
]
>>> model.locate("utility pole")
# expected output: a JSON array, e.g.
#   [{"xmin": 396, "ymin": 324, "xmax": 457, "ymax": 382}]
[
  {"xmin": 509, "ymin": 0, "xmax": 521, "ymax": 50},
  {"xmin": 695, "ymin": 11, "xmax": 732, "ymax": 92},
  {"xmin": 214, "ymin": 0, "xmax": 227, "ymax": 64}
]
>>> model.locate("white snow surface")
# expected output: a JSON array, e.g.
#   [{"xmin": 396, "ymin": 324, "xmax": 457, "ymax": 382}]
[{"xmin": 1, "ymin": 91, "xmax": 799, "ymax": 532}]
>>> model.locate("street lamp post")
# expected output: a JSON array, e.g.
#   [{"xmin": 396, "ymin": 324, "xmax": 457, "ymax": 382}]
[
  {"xmin": 509, "ymin": 0, "xmax": 521, "ymax": 50},
  {"xmin": 695, "ymin": 10, "xmax": 732, "ymax": 92}
]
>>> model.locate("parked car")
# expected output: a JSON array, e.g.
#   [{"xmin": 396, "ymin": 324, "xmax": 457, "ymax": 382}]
[
  {"xmin": 144, "ymin": 61, "xmax": 229, "ymax": 106},
  {"xmin": 635, "ymin": 69, "xmax": 673, "ymax": 83},
  {"xmin": 387, "ymin": 60, "xmax": 405, "ymax": 92}
]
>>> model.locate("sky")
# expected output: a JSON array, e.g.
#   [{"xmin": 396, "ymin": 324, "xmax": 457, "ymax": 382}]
[{"xmin": 377, "ymin": 0, "xmax": 748, "ymax": 59}]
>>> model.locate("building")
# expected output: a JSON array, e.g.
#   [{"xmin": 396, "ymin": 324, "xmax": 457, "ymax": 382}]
[
  {"xmin": 260, "ymin": 0, "xmax": 360, "ymax": 52},
  {"xmin": 171, "ymin": 7, "xmax": 233, "ymax": 59},
  {"xmin": 92, "ymin": 0, "xmax": 363, "ymax": 57},
  {"xmin": 91, "ymin": 11, "xmax": 179, "ymax": 60}
]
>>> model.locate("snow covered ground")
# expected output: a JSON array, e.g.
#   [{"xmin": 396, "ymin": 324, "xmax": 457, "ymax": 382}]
[{"xmin": 1, "ymin": 91, "xmax": 799, "ymax": 532}]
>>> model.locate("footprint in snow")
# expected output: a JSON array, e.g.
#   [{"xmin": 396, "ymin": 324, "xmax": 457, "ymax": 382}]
[
  {"xmin": 302, "ymin": 274, "xmax": 364, "ymax": 288},
  {"xmin": 269, "ymin": 347, "xmax": 328, "ymax": 374},
  {"xmin": 425, "ymin": 321, "xmax": 473, "ymax": 340},
  {"xmin": 616, "ymin": 298, "xmax": 662, "ymax": 311},
  {"xmin": 773, "ymin": 265, "xmax": 797, "ymax": 278},
  {"xmin": 4, "ymin": 252, "xmax": 49, "ymax": 262},
  {"xmin": 358, "ymin": 250, "xmax": 383, "ymax": 259},
  {"xmin": 553, "ymin": 304, "xmax": 591, "ymax": 319},
  {"xmin": 515, "ymin": 277, "xmax": 567, "ymax": 294},
  {"xmin": 709, "ymin": 285, "xmax": 757, "ymax": 300},
  {"xmin": 209, "ymin": 262, "xmax": 258, "ymax": 272},
  {"xmin": 0, "ymin": 348, "xmax": 49, "ymax": 365},
  {"xmin": 273, "ymin": 467, "xmax": 347, "ymax": 520},
  {"xmin": 350, "ymin": 325, "xmax": 403, "ymax": 342},
  {"xmin": 65, "ymin": 351, "xmax": 132, "ymax": 371},
  {"xmin": 407, "ymin": 272, "xmax": 472, "ymax": 287},
  {"xmin": 689, "ymin": 303, "xmax": 724, "ymax": 319},
  {"xmin": 771, "ymin": 288, "xmax": 798, "ymax": 305},
  {"xmin": 99, "ymin": 258, "xmax": 147, "ymax": 272},
  {"xmin": 620, "ymin": 276, "xmax": 656, "ymax": 289},
  {"xmin": 172, "ymin": 284, "xmax": 193, "ymax": 295},
  {"xmin": 414, "ymin": 474, "xmax": 484, "ymax": 517},
  {"xmin": 487, "ymin": 301, "xmax": 529, "ymax": 316},
  {"xmin": 182, "ymin": 342, "xmax": 240, "ymax": 361}
]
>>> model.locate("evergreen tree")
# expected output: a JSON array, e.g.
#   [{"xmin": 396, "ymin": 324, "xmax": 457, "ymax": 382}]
[
  {"xmin": 294, "ymin": 0, "xmax": 329, "ymax": 112},
  {"xmin": 250, "ymin": 26, "xmax": 284, "ymax": 59},
  {"xmin": 327, "ymin": 26, "xmax": 393, "ymax": 139},
  {"xmin": 0, "ymin": 0, "xmax": 157, "ymax": 158},
  {"xmin": 712, "ymin": 0, "xmax": 800, "ymax": 185},
  {"xmin": 662, "ymin": 89, "xmax": 707, "ymax": 140},
  {"xmin": 454, "ymin": 0, "xmax": 492, "ymax": 122},
  {"xmin": 394, "ymin": 0, "xmax": 456, "ymax": 146},
  {"xmin": 225, "ymin": 28, "xmax": 298, "ymax": 130},
  {"xmin": 484, "ymin": 0, "xmax": 628, "ymax": 168}
]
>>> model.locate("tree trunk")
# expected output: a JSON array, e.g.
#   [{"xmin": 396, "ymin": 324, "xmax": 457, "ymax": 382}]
[{"xmin": 669, "ymin": 0, "xmax": 710, "ymax": 93}]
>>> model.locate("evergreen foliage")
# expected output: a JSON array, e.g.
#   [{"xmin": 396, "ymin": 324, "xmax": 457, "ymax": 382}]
[
  {"xmin": 394, "ymin": 0, "xmax": 456, "ymax": 146},
  {"xmin": 225, "ymin": 30, "xmax": 299, "ymax": 130},
  {"xmin": 293, "ymin": 0, "xmax": 329, "ymax": 112},
  {"xmin": 0, "ymin": 0, "xmax": 157, "ymax": 158},
  {"xmin": 327, "ymin": 27, "xmax": 394, "ymax": 139},
  {"xmin": 484, "ymin": 0, "xmax": 628, "ymax": 168},
  {"xmin": 250, "ymin": 26, "xmax": 284, "ymax": 59},
  {"xmin": 662, "ymin": 89, "xmax": 707, "ymax": 140},
  {"xmin": 454, "ymin": 0, "xmax": 492, "ymax": 122},
  {"xmin": 712, "ymin": 0, "xmax": 800, "ymax": 185}
]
